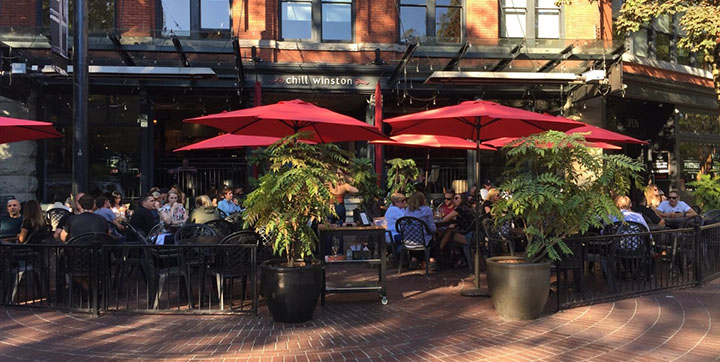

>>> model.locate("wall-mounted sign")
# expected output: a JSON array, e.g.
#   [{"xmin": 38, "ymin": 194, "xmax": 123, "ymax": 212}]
[
  {"xmin": 653, "ymin": 151, "xmax": 669, "ymax": 174},
  {"xmin": 254, "ymin": 74, "xmax": 380, "ymax": 91}
]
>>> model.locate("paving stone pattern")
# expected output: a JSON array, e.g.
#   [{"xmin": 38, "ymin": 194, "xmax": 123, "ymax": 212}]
[{"xmin": 1, "ymin": 270, "xmax": 719, "ymax": 361}]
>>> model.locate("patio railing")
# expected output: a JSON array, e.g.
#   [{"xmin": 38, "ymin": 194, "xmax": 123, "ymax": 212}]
[
  {"xmin": 555, "ymin": 221, "xmax": 720, "ymax": 311},
  {"xmin": 0, "ymin": 243, "xmax": 257, "ymax": 315}
]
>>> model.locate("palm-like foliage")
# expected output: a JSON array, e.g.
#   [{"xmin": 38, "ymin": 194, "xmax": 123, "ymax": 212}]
[
  {"xmin": 242, "ymin": 133, "xmax": 349, "ymax": 265},
  {"xmin": 385, "ymin": 158, "xmax": 419, "ymax": 204},
  {"xmin": 349, "ymin": 157, "xmax": 382, "ymax": 207},
  {"xmin": 492, "ymin": 131, "xmax": 644, "ymax": 263},
  {"xmin": 688, "ymin": 172, "xmax": 720, "ymax": 210}
]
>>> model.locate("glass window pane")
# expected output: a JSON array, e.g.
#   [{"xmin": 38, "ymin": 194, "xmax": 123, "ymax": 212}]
[
  {"xmin": 401, "ymin": 0, "xmax": 426, "ymax": 4},
  {"xmin": 656, "ymin": 32, "xmax": 670, "ymax": 61},
  {"xmin": 655, "ymin": 14, "xmax": 671, "ymax": 33},
  {"xmin": 503, "ymin": 10, "xmax": 526, "ymax": 38},
  {"xmin": 437, "ymin": 0, "xmax": 461, "ymax": 5},
  {"xmin": 400, "ymin": 6, "xmax": 427, "ymax": 41},
  {"xmin": 611, "ymin": 0, "xmax": 623, "ymax": 17},
  {"xmin": 201, "ymin": 0, "xmax": 230, "ymax": 29},
  {"xmin": 322, "ymin": 3, "xmax": 351, "ymax": 41},
  {"xmin": 89, "ymin": 1, "xmax": 116, "ymax": 31},
  {"xmin": 161, "ymin": 0, "xmax": 190, "ymax": 36},
  {"xmin": 282, "ymin": 2, "xmax": 312, "ymax": 39},
  {"xmin": 537, "ymin": 11, "xmax": 559, "ymax": 38},
  {"xmin": 436, "ymin": 7, "xmax": 461, "ymax": 41},
  {"xmin": 536, "ymin": 0, "xmax": 558, "ymax": 8},
  {"xmin": 503, "ymin": 0, "xmax": 527, "ymax": 8},
  {"xmin": 631, "ymin": 29, "xmax": 647, "ymax": 57}
]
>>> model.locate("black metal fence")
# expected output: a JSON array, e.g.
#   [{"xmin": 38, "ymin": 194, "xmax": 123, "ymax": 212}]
[
  {"xmin": 1, "ymin": 243, "xmax": 257, "ymax": 315},
  {"xmin": 555, "ymin": 222, "xmax": 720, "ymax": 310}
]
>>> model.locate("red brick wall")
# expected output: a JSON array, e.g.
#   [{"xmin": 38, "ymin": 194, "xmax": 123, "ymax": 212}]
[
  {"xmin": 467, "ymin": 0, "xmax": 498, "ymax": 39},
  {"xmin": 0, "ymin": 0, "xmax": 37, "ymax": 27},
  {"xmin": 117, "ymin": 0, "xmax": 155, "ymax": 36}
]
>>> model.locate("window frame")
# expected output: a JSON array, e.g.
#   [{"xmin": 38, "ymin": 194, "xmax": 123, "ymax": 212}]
[
  {"xmin": 279, "ymin": 0, "xmax": 356, "ymax": 43},
  {"xmin": 156, "ymin": 0, "xmax": 233, "ymax": 38},
  {"xmin": 499, "ymin": 0, "xmax": 563, "ymax": 40},
  {"xmin": 398, "ymin": 0, "xmax": 465, "ymax": 44}
]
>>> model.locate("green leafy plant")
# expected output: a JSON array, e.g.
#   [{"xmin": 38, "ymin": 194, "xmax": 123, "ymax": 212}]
[
  {"xmin": 242, "ymin": 133, "xmax": 349, "ymax": 265},
  {"xmin": 385, "ymin": 158, "xmax": 419, "ymax": 204},
  {"xmin": 348, "ymin": 157, "xmax": 382, "ymax": 208},
  {"xmin": 492, "ymin": 131, "xmax": 644, "ymax": 263},
  {"xmin": 688, "ymin": 172, "xmax": 720, "ymax": 210}
]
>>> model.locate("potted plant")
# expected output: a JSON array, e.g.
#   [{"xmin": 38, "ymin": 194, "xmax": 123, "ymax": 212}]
[
  {"xmin": 688, "ymin": 171, "xmax": 720, "ymax": 211},
  {"xmin": 243, "ymin": 133, "xmax": 348, "ymax": 323},
  {"xmin": 489, "ymin": 130, "xmax": 643, "ymax": 320}
]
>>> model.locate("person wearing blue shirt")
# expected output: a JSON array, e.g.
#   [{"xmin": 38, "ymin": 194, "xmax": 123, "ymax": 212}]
[
  {"xmin": 217, "ymin": 187, "xmax": 243, "ymax": 216},
  {"xmin": 384, "ymin": 193, "xmax": 407, "ymax": 254}
]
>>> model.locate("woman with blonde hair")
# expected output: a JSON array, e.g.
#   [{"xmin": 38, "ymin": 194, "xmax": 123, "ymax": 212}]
[
  {"xmin": 644, "ymin": 184, "xmax": 661, "ymax": 209},
  {"xmin": 159, "ymin": 190, "xmax": 188, "ymax": 226},
  {"xmin": 188, "ymin": 195, "xmax": 220, "ymax": 224}
]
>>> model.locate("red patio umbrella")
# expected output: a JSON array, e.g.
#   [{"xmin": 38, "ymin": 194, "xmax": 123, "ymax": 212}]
[
  {"xmin": 483, "ymin": 137, "xmax": 623, "ymax": 150},
  {"xmin": 173, "ymin": 134, "xmax": 315, "ymax": 152},
  {"xmin": 184, "ymin": 99, "xmax": 389, "ymax": 143},
  {"xmin": 371, "ymin": 134, "xmax": 495, "ymax": 186},
  {"xmin": 384, "ymin": 100, "xmax": 584, "ymax": 297},
  {"xmin": 0, "ymin": 116, "xmax": 63, "ymax": 144}
]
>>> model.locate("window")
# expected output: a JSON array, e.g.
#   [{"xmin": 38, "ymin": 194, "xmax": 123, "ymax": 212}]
[
  {"xmin": 280, "ymin": 0, "xmax": 353, "ymax": 42},
  {"xmin": 158, "ymin": 0, "xmax": 230, "ymax": 37},
  {"xmin": 399, "ymin": 0, "xmax": 463, "ymax": 43},
  {"xmin": 41, "ymin": 0, "xmax": 116, "ymax": 33},
  {"xmin": 500, "ymin": 0, "xmax": 561, "ymax": 39}
]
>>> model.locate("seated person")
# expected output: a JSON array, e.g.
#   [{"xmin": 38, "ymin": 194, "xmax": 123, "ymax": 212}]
[
  {"xmin": 480, "ymin": 188, "xmax": 500, "ymax": 219},
  {"xmin": 129, "ymin": 194, "xmax": 158, "ymax": 238},
  {"xmin": 0, "ymin": 199, "xmax": 23, "ymax": 239},
  {"xmin": 217, "ymin": 187, "xmax": 243, "ymax": 216},
  {"xmin": 61, "ymin": 195, "xmax": 110, "ymax": 242},
  {"xmin": 630, "ymin": 189, "xmax": 664, "ymax": 227},
  {"xmin": 94, "ymin": 196, "xmax": 125, "ymax": 236},
  {"xmin": 48, "ymin": 193, "xmax": 71, "ymax": 211},
  {"xmin": 612, "ymin": 195, "xmax": 650, "ymax": 231},
  {"xmin": 405, "ymin": 192, "xmax": 437, "ymax": 268},
  {"xmin": 189, "ymin": 195, "xmax": 221, "ymax": 224},
  {"xmin": 656, "ymin": 190, "xmax": 697, "ymax": 219},
  {"xmin": 437, "ymin": 189, "xmax": 456, "ymax": 218},
  {"xmin": 18, "ymin": 200, "xmax": 45, "ymax": 243},
  {"xmin": 383, "ymin": 193, "xmax": 407, "ymax": 248},
  {"xmin": 439, "ymin": 194, "xmax": 477, "ymax": 267},
  {"xmin": 158, "ymin": 190, "xmax": 188, "ymax": 226}
]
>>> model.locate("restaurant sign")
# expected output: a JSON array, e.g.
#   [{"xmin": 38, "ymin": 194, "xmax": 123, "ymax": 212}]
[{"xmin": 255, "ymin": 74, "xmax": 379, "ymax": 91}]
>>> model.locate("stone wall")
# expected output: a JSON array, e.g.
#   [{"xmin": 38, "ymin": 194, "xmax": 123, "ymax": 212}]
[{"xmin": 0, "ymin": 96, "xmax": 38, "ymax": 202}]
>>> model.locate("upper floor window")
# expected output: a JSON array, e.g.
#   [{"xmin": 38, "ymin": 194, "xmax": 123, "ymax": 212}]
[
  {"xmin": 400, "ymin": 0, "xmax": 463, "ymax": 43},
  {"xmin": 159, "ymin": 0, "xmax": 230, "ymax": 37},
  {"xmin": 280, "ymin": 0, "xmax": 353, "ymax": 42},
  {"xmin": 500, "ymin": 0, "xmax": 560, "ymax": 39},
  {"xmin": 41, "ymin": 0, "xmax": 116, "ymax": 33}
]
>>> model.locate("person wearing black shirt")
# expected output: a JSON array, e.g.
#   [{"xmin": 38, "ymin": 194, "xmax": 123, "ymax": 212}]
[
  {"xmin": 61, "ymin": 195, "xmax": 109, "ymax": 242},
  {"xmin": 130, "ymin": 194, "xmax": 158, "ymax": 238},
  {"xmin": 631, "ymin": 189, "xmax": 665, "ymax": 227},
  {"xmin": 0, "ymin": 199, "xmax": 23, "ymax": 239}
]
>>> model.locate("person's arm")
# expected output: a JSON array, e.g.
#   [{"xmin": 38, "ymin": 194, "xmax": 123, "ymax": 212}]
[
  {"xmin": 179, "ymin": 206, "xmax": 188, "ymax": 223},
  {"xmin": 60, "ymin": 229, "xmax": 69, "ymax": 242},
  {"xmin": 425, "ymin": 209, "xmax": 436, "ymax": 233},
  {"xmin": 442, "ymin": 210, "xmax": 458, "ymax": 223},
  {"xmin": 159, "ymin": 207, "xmax": 172, "ymax": 224},
  {"xmin": 112, "ymin": 219, "xmax": 125, "ymax": 231},
  {"xmin": 343, "ymin": 183, "xmax": 359, "ymax": 194},
  {"xmin": 18, "ymin": 228, "xmax": 29, "ymax": 243}
]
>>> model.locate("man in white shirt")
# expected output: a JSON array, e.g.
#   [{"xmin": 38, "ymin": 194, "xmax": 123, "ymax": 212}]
[{"xmin": 656, "ymin": 190, "xmax": 697, "ymax": 219}]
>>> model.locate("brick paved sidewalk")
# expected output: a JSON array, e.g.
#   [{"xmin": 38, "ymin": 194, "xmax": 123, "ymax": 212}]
[{"xmin": 1, "ymin": 269, "xmax": 718, "ymax": 361}]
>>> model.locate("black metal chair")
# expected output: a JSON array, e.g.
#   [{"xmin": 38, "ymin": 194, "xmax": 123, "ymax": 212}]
[
  {"xmin": 395, "ymin": 217, "xmax": 433, "ymax": 275},
  {"xmin": 482, "ymin": 218, "xmax": 515, "ymax": 258},
  {"xmin": 204, "ymin": 219, "xmax": 235, "ymax": 238},
  {"xmin": 64, "ymin": 232, "xmax": 117, "ymax": 309},
  {"xmin": 114, "ymin": 222, "xmax": 154, "ymax": 305},
  {"xmin": 201, "ymin": 231, "xmax": 258, "ymax": 310},
  {"xmin": 1, "ymin": 234, "xmax": 49, "ymax": 304},
  {"xmin": 174, "ymin": 223, "xmax": 217, "ymax": 244},
  {"xmin": 45, "ymin": 208, "xmax": 71, "ymax": 231},
  {"xmin": 606, "ymin": 221, "xmax": 653, "ymax": 281}
]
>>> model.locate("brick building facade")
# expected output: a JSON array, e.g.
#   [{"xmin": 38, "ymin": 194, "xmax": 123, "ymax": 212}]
[{"xmin": 0, "ymin": 0, "xmax": 716, "ymax": 201}]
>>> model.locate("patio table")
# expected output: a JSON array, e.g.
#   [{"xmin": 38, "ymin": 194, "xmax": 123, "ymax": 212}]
[{"xmin": 318, "ymin": 225, "xmax": 387, "ymax": 305}]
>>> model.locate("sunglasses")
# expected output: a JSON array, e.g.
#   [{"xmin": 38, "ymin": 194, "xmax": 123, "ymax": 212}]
[
  {"xmin": 454, "ymin": 197, "xmax": 461, "ymax": 200},
  {"xmin": 445, "ymin": 197, "xmax": 453, "ymax": 200},
  {"xmin": 669, "ymin": 196, "xmax": 678, "ymax": 200}
]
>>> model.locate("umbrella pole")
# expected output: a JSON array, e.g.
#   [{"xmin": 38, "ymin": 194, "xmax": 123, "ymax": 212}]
[
  {"xmin": 425, "ymin": 150, "xmax": 430, "ymax": 187},
  {"xmin": 461, "ymin": 120, "xmax": 489, "ymax": 297}
]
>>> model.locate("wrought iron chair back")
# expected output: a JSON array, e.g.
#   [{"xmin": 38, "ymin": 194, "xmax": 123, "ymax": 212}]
[
  {"xmin": 204, "ymin": 219, "xmax": 235, "ymax": 237},
  {"xmin": 45, "ymin": 208, "xmax": 71, "ymax": 231}
]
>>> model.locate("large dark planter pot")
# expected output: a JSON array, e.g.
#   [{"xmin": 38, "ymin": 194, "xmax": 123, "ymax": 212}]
[
  {"xmin": 486, "ymin": 256, "xmax": 551, "ymax": 321},
  {"xmin": 261, "ymin": 259, "xmax": 322, "ymax": 323}
]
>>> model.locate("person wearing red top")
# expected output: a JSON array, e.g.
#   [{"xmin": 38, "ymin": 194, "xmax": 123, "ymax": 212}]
[{"xmin": 437, "ymin": 190, "xmax": 456, "ymax": 218}]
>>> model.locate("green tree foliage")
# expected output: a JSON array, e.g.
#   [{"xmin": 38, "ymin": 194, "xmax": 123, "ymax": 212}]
[
  {"xmin": 242, "ymin": 134, "xmax": 349, "ymax": 265},
  {"xmin": 688, "ymin": 172, "xmax": 720, "ymax": 210},
  {"xmin": 348, "ymin": 157, "xmax": 382, "ymax": 207},
  {"xmin": 385, "ymin": 158, "xmax": 419, "ymax": 204},
  {"xmin": 492, "ymin": 131, "xmax": 644, "ymax": 263},
  {"xmin": 615, "ymin": 0, "xmax": 720, "ymax": 102}
]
